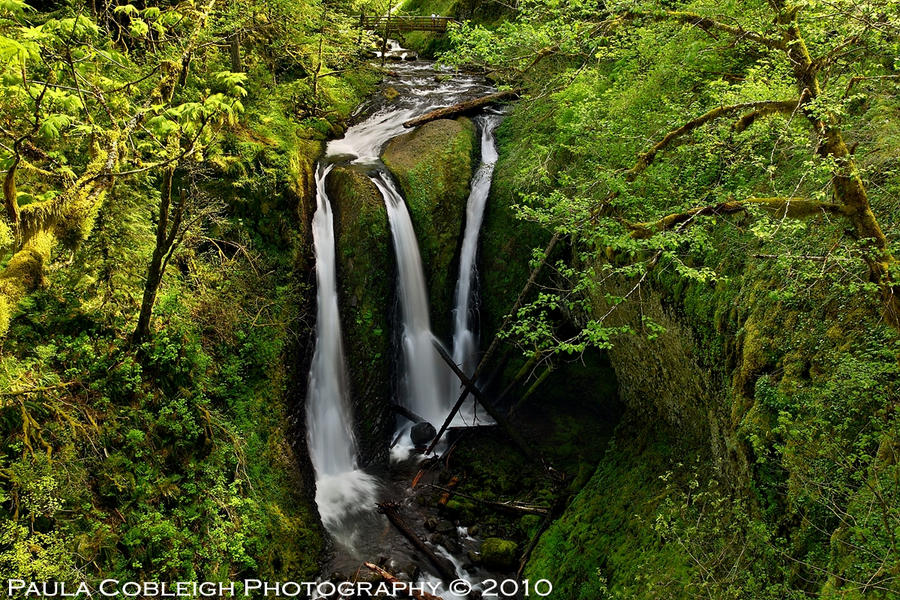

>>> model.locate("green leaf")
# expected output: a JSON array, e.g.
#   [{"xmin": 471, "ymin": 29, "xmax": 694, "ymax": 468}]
[
  {"xmin": 113, "ymin": 4, "xmax": 139, "ymax": 15},
  {"xmin": 129, "ymin": 19, "xmax": 149, "ymax": 37},
  {"xmin": 0, "ymin": 0, "xmax": 29, "ymax": 15}
]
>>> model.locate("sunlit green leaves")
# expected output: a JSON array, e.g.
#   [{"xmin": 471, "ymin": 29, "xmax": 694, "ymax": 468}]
[
  {"xmin": 215, "ymin": 71, "xmax": 248, "ymax": 97},
  {"xmin": 0, "ymin": 0, "xmax": 29, "ymax": 15},
  {"xmin": 37, "ymin": 114, "xmax": 72, "ymax": 139}
]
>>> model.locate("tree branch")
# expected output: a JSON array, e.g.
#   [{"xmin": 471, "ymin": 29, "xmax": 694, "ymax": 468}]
[
  {"xmin": 733, "ymin": 96, "xmax": 805, "ymax": 132},
  {"xmin": 619, "ymin": 9, "xmax": 785, "ymax": 50},
  {"xmin": 625, "ymin": 100, "xmax": 800, "ymax": 181},
  {"xmin": 625, "ymin": 197, "xmax": 848, "ymax": 239}
]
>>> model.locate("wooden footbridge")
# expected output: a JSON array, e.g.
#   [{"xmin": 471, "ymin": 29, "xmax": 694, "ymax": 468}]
[{"xmin": 357, "ymin": 14, "xmax": 456, "ymax": 34}]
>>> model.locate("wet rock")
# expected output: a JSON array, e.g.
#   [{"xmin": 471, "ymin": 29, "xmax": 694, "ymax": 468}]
[
  {"xmin": 435, "ymin": 519, "xmax": 456, "ymax": 535},
  {"xmin": 444, "ymin": 537, "xmax": 462, "ymax": 554},
  {"xmin": 355, "ymin": 569, "xmax": 382, "ymax": 583},
  {"xmin": 467, "ymin": 550, "xmax": 482, "ymax": 565},
  {"xmin": 410, "ymin": 421, "xmax": 437, "ymax": 446},
  {"xmin": 327, "ymin": 167, "xmax": 393, "ymax": 464},
  {"xmin": 425, "ymin": 516, "xmax": 439, "ymax": 532},
  {"xmin": 429, "ymin": 533, "xmax": 446, "ymax": 546},
  {"xmin": 383, "ymin": 86, "xmax": 400, "ymax": 101},
  {"xmin": 480, "ymin": 538, "xmax": 518, "ymax": 571},
  {"xmin": 401, "ymin": 564, "xmax": 421, "ymax": 580},
  {"xmin": 468, "ymin": 524, "xmax": 480, "ymax": 537}
]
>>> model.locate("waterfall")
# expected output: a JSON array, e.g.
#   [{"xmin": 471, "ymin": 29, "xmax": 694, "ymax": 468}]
[
  {"xmin": 306, "ymin": 164, "xmax": 376, "ymax": 532},
  {"xmin": 374, "ymin": 171, "xmax": 448, "ymax": 428},
  {"xmin": 448, "ymin": 115, "xmax": 502, "ymax": 423},
  {"xmin": 304, "ymin": 59, "xmax": 498, "ymax": 554}
]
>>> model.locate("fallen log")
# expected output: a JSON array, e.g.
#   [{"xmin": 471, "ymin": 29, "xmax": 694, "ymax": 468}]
[
  {"xmin": 431, "ymin": 339, "xmax": 548, "ymax": 468},
  {"xmin": 391, "ymin": 403, "xmax": 427, "ymax": 423},
  {"xmin": 363, "ymin": 562, "xmax": 444, "ymax": 600},
  {"xmin": 427, "ymin": 484, "xmax": 550, "ymax": 516},
  {"xmin": 377, "ymin": 502, "xmax": 457, "ymax": 582},
  {"xmin": 402, "ymin": 90, "xmax": 520, "ymax": 128}
]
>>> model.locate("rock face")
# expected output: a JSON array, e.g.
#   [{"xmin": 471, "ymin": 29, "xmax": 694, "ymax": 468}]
[
  {"xmin": 382, "ymin": 117, "xmax": 478, "ymax": 339},
  {"xmin": 326, "ymin": 166, "xmax": 394, "ymax": 465}
]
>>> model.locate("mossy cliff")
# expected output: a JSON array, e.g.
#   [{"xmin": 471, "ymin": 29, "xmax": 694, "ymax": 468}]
[
  {"xmin": 479, "ymin": 119, "xmax": 553, "ymax": 345},
  {"xmin": 326, "ymin": 166, "xmax": 394, "ymax": 464},
  {"xmin": 382, "ymin": 117, "xmax": 477, "ymax": 339},
  {"xmin": 477, "ymin": 99, "xmax": 899, "ymax": 596},
  {"xmin": 518, "ymin": 252, "xmax": 900, "ymax": 597}
]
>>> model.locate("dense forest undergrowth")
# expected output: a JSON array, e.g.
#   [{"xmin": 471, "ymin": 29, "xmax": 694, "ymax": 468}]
[
  {"xmin": 0, "ymin": 0, "xmax": 383, "ymax": 583},
  {"xmin": 0, "ymin": 0, "xmax": 899, "ymax": 597}
]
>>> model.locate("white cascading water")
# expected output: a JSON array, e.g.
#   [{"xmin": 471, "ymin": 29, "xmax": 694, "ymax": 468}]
[
  {"xmin": 306, "ymin": 164, "xmax": 377, "ymax": 534},
  {"xmin": 306, "ymin": 61, "xmax": 489, "ymax": 537},
  {"xmin": 305, "ymin": 58, "xmax": 499, "ymax": 566},
  {"xmin": 448, "ymin": 115, "xmax": 502, "ymax": 424},
  {"xmin": 374, "ymin": 172, "xmax": 448, "ymax": 428}
]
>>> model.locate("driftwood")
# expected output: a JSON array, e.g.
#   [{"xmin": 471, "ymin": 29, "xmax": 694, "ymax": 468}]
[
  {"xmin": 422, "ymin": 233, "xmax": 562, "ymax": 463},
  {"xmin": 377, "ymin": 502, "xmax": 457, "ymax": 582},
  {"xmin": 391, "ymin": 403, "xmax": 427, "ymax": 423},
  {"xmin": 402, "ymin": 90, "xmax": 520, "ymax": 128},
  {"xmin": 427, "ymin": 484, "xmax": 550, "ymax": 516},
  {"xmin": 363, "ymin": 562, "xmax": 444, "ymax": 600},
  {"xmin": 431, "ymin": 340, "xmax": 548, "ymax": 468}
]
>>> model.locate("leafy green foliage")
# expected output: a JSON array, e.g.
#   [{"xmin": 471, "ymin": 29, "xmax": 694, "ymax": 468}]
[
  {"xmin": 0, "ymin": 0, "xmax": 381, "ymax": 587},
  {"xmin": 440, "ymin": 0, "xmax": 900, "ymax": 596}
]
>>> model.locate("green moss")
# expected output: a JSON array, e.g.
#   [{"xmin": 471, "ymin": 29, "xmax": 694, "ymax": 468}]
[
  {"xmin": 327, "ymin": 166, "xmax": 394, "ymax": 462},
  {"xmin": 382, "ymin": 117, "xmax": 477, "ymax": 338},
  {"xmin": 525, "ymin": 428, "xmax": 692, "ymax": 599},
  {"xmin": 480, "ymin": 537, "xmax": 518, "ymax": 570}
]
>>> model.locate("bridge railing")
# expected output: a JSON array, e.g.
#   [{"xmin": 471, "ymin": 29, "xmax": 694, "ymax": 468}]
[{"xmin": 357, "ymin": 15, "xmax": 456, "ymax": 33}]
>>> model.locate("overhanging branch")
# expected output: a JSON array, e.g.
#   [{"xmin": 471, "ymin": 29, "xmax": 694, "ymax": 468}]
[
  {"xmin": 625, "ymin": 197, "xmax": 848, "ymax": 239},
  {"xmin": 618, "ymin": 9, "xmax": 785, "ymax": 50},
  {"xmin": 625, "ymin": 100, "xmax": 800, "ymax": 181}
]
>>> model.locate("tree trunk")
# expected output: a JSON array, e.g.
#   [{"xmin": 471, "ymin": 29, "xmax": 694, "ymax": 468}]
[
  {"xmin": 772, "ymin": 1, "xmax": 898, "ymax": 327},
  {"xmin": 229, "ymin": 33, "xmax": 242, "ymax": 73},
  {"xmin": 3, "ymin": 158, "xmax": 19, "ymax": 228},
  {"xmin": 132, "ymin": 168, "xmax": 178, "ymax": 345}
]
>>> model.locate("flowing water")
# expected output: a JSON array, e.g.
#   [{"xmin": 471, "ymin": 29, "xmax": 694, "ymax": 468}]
[
  {"xmin": 305, "ymin": 54, "xmax": 504, "ymax": 594},
  {"xmin": 307, "ymin": 164, "xmax": 379, "ymax": 542},
  {"xmin": 376, "ymin": 172, "xmax": 448, "ymax": 429},
  {"xmin": 448, "ymin": 114, "xmax": 502, "ymax": 425}
]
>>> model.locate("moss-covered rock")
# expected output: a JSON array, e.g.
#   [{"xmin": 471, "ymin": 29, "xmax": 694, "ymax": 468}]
[
  {"xmin": 524, "ymin": 426, "xmax": 691, "ymax": 599},
  {"xmin": 327, "ymin": 166, "xmax": 394, "ymax": 464},
  {"xmin": 382, "ymin": 117, "xmax": 477, "ymax": 339},
  {"xmin": 480, "ymin": 537, "xmax": 518, "ymax": 571}
]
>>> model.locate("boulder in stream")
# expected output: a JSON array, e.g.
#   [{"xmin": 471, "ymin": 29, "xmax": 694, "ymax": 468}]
[{"xmin": 410, "ymin": 421, "xmax": 437, "ymax": 446}]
